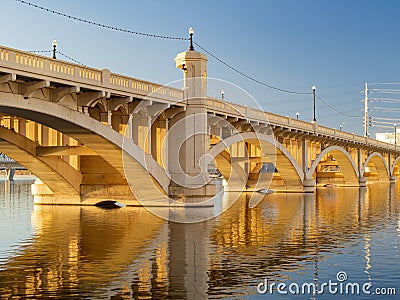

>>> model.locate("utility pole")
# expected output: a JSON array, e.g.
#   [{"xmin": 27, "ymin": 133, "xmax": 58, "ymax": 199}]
[{"xmin": 364, "ymin": 82, "xmax": 369, "ymax": 137}]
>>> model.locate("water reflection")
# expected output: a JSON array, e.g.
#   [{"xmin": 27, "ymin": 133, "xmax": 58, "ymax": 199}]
[{"xmin": 0, "ymin": 182, "xmax": 399, "ymax": 299}]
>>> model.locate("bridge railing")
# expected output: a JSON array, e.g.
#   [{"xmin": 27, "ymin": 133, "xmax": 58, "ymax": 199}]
[
  {"xmin": 0, "ymin": 45, "xmax": 184, "ymax": 101},
  {"xmin": 206, "ymin": 98, "xmax": 397, "ymax": 151}
]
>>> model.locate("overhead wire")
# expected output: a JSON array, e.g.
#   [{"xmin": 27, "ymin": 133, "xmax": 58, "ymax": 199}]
[
  {"xmin": 56, "ymin": 51, "xmax": 85, "ymax": 65},
  {"xmin": 370, "ymin": 120, "xmax": 398, "ymax": 125},
  {"xmin": 317, "ymin": 95, "xmax": 362, "ymax": 119},
  {"xmin": 369, "ymin": 82, "xmax": 400, "ymax": 85},
  {"xmin": 193, "ymin": 42, "xmax": 312, "ymax": 95},
  {"xmin": 370, "ymin": 107, "xmax": 400, "ymax": 112},
  {"xmin": 367, "ymin": 83, "xmax": 400, "ymax": 134},
  {"xmin": 371, "ymin": 124, "xmax": 394, "ymax": 130},
  {"xmin": 370, "ymin": 89, "xmax": 400, "ymax": 94},
  {"xmin": 26, "ymin": 50, "xmax": 51, "ymax": 54},
  {"xmin": 15, "ymin": 0, "xmax": 188, "ymax": 40},
  {"xmin": 371, "ymin": 116, "xmax": 400, "ymax": 121},
  {"xmin": 27, "ymin": 49, "xmax": 85, "ymax": 65},
  {"xmin": 369, "ymin": 97, "xmax": 400, "ymax": 102}
]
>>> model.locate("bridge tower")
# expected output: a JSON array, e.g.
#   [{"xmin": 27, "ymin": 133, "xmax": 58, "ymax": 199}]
[{"xmin": 168, "ymin": 30, "xmax": 216, "ymax": 198}]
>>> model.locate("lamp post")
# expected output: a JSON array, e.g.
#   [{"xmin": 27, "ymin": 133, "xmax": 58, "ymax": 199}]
[
  {"xmin": 296, "ymin": 112, "xmax": 299, "ymax": 120},
  {"xmin": 221, "ymin": 90, "xmax": 225, "ymax": 101},
  {"xmin": 52, "ymin": 40, "xmax": 57, "ymax": 59},
  {"xmin": 395, "ymin": 123, "xmax": 397, "ymax": 146},
  {"xmin": 312, "ymin": 85, "xmax": 317, "ymax": 122},
  {"xmin": 189, "ymin": 27, "xmax": 194, "ymax": 51},
  {"xmin": 339, "ymin": 124, "xmax": 342, "ymax": 131}
]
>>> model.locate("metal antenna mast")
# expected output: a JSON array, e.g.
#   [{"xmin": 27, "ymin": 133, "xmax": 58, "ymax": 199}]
[{"xmin": 364, "ymin": 82, "xmax": 369, "ymax": 137}]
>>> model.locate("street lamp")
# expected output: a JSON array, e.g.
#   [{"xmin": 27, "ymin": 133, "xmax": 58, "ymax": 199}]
[
  {"xmin": 52, "ymin": 39, "xmax": 57, "ymax": 59},
  {"xmin": 339, "ymin": 124, "xmax": 342, "ymax": 131},
  {"xmin": 189, "ymin": 27, "xmax": 194, "ymax": 51},
  {"xmin": 221, "ymin": 90, "xmax": 225, "ymax": 101},
  {"xmin": 395, "ymin": 123, "xmax": 397, "ymax": 146},
  {"xmin": 312, "ymin": 85, "xmax": 317, "ymax": 122},
  {"xmin": 296, "ymin": 112, "xmax": 299, "ymax": 119}
]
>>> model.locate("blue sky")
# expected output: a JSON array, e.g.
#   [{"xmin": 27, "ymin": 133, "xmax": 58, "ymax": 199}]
[{"xmin": 1, "ymin": 0, "xmax": 400, "ymax": 136}]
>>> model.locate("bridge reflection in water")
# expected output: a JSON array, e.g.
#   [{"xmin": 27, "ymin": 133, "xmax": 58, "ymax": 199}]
[{"xmin": 0, "ymin": 181, "xmax": 399, "ymax": 298}]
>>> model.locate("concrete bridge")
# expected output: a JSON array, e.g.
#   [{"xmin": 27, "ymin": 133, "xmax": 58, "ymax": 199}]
[{"xmin": 0, "ymin": 43, "xmax": 399, "ymax": 205}]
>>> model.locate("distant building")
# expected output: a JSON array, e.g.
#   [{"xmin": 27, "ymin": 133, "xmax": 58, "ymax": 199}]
[{"xmin": 376, "ymin": 131, "xmax": 399, "ymax": 144}]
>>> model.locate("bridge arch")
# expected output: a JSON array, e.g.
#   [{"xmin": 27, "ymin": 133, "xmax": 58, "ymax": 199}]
[
  {"xmin": 0, "ymin": 92, "xmax": 170, "ymax": 200},
  {"xmin": 208, "ymin": 132, "xmax": 304, "ymax": 191},
  {"xmin": 307, "ymin": 146, "xmax": 359, "ymax": 185},
  {"xmin": 361, "ymin": 152, "xmax": 390, "ymax": 182}
]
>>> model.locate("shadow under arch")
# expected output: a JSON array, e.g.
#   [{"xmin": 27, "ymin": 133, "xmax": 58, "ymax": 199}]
[
  {"xmin": 0, "ymin": 92, "xmax": 170, "ymax": 197},
  {"xmin": 390, "ymin": 155, "xmax": 400, "ymax": 177},
  {"xmin": 209, "ymin": 134, "xmax": 247, "ymax": 190},
  {"xmin": 361, "ymin": 152, "xmax": 390, "ymax": 182},
  {"xmin": 208, "ymin": 132, "xmax": 304, "ymax": 191},
  {"xmin": 213, "ymin": 149, "xmax": 248, "ymax": 190},
  {"xmin": 306, "ymin": 146, "xmax": 359, "ymax": 186}
]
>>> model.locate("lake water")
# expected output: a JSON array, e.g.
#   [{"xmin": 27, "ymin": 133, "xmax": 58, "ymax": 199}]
[{"xmin": 0, "ymin": 180, "xmax": 399, "ymax": 299}]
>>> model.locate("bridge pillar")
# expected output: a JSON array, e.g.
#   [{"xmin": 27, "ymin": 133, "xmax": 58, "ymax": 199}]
[
  {"xmin": 17, "ymin": 118, "xmax": 27, "ymax": 136},
  {"xmin": 31, "ymin": 178, "xmax": 55, "ymax": 203},
  {"xmin": 5, "ymin": 168, "xmax": 15, "ymax": 181},
  {"xmin": 303, "ymin": 178, "xmax": 316, "ymax": 193},
  {"xmin": 357, "ymin": 148, "xmax": 362, "ymax": 174},
  {"xmin": 359, "ymin": 177, "xmax": 367, "ymax": 187},
  {"xmin": 168, "ymin": 48, "xmax": 216, "ymax": 198},
  {"xmin": 301, "ymin": 140, "xmax": 315, "ymax": 192},
  {"xmin": 301, "ymin": 139, "xmax": 308, "ymax": 175}
]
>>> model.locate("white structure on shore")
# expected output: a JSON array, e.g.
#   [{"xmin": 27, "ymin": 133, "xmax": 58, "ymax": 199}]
[{"xmin": 376, "ymin": 131, "xmax": 399, "ymax": 144}]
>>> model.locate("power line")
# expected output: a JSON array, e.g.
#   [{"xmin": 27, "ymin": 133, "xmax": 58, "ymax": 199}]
[
  {"xmin": 186, "ymin": 41, "xmax": 366, "ymax": 118},
  {"xmin": 371, "ymin": 125, "xmax": 394, "ymax": 130},
  {"xmin": 27, "ymin": 49, "xmax": 85, "ymax": 65},
  {"xmin": 371, "ymin": 89, "xmax": 400, "ymax": 94},
  {"xmin": 15, "ymin": 0, "xmax": 188, "ymax": 40},
  {"xmin": 56, "ymin": 51, "xmax": 85, "ymax": 65},
  {"xmin": 194, "ymin": 42, "xmax": 312, "ymax": 95},
  {"xmin": 370, "ymin": 107, "xmax": 400, "ymax": 112},
  {"xmin": 369, "ymin": 82, "xmax": 400, "ymax": 85},
  {"xmin": 370, "ymin": 99, "xmax": 400, "ymax": 104},
  {"xmin": 316, "ymin": 95, "xmax": 362, "ymax": 119},
  {"xmin": 370, "ymin": 120, "xmax": 398, "ymax": 125},
  {"xmin": 370, "ymin": 97, "xmax": 400, "ymax": 101},
  {"xmin": 26, "ymin": 50, "xmax": 51, "ymax": 54},
  {"xmin": 371, "ymin": 116, "xmax": 400, "ymax": 121}
]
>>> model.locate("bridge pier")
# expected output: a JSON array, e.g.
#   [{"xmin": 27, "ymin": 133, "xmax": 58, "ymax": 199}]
[
  {"xmin": 5, "ymin": 168, "xmax": 15, "ymax": 181},
  {"xmin": 359, "ymin": 177, "xmax": 367, "ymax": 187},
  {"xmin": 168, "ymin": 43, "xmax": 217, "ymax": 200},
  {"xmin": 303, "ymin": 178, "xmax": 316, "ymax": 193}
]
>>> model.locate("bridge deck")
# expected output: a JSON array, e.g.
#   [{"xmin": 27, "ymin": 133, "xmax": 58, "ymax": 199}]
[{"xmin": 0, "ymin": 44, "xmax": 396, "ymax": 153}]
